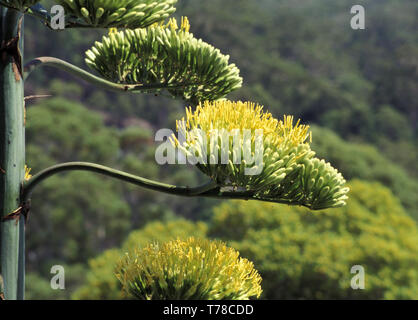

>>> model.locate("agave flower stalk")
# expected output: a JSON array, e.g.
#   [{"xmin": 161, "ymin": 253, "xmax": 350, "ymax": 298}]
[
  {"xmin": 173, "ymin": 100, "xmax": 349, "ymax": 210},
  {"xmin": 0, "ymin": 7, "xmax": 25, "ymax": 300}
]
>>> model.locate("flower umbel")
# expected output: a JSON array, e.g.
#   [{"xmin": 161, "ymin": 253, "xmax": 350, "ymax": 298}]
[
  {"xmin": 172, "ymin": 100, "xmax": 349, "ymax": 209},
  {"xmin": 115, "ymin": 237, "xmax": 262, "ymax": 300},
  {"xmin": 154, "ymin": 16, "xmax": 190, "ymax": 32},
  {"xmin": 85, "ymin": 17, "xmax": 242, "ymax": 103}
]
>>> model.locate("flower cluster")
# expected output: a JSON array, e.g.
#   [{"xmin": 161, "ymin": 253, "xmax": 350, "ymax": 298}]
[
  {"xmin": 85, "ymin": 17, "xmax": 242, "ymax": 103},
  {"xmin": 173, "ymin": 100, "xmax": 349, "ymax": 209},
  {"xmin": 56, "ymin": 0, "xmax": 177, "ymax": 28},
  {"xmin": 115, "ymin": 237, "xmax": 262, "ymax": 300}
]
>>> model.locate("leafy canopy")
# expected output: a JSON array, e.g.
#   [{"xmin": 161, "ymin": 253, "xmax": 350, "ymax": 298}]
[{"xmin": 210, "ymin": 180, "xmax": 418, "ymax": 299}]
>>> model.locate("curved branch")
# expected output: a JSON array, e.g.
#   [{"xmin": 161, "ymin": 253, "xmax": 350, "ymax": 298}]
[
  {"xmin": 21, "ymin": 162, "xmax": 312, "ymax": 210},
  {"xmin": 23, "ymin": 57, "xmax": 193, "ymax": 92},
  {"xmin": 22, "ymin": 162, "xmax": 218, "ymax": 203}
]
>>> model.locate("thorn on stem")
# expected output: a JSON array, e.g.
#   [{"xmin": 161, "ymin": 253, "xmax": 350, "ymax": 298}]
[{"xmin": 24, "ymin": 94, "xmax": 52, "ymax": 101}]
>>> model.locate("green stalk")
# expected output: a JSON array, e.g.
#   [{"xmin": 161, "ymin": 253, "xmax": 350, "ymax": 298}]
[
  {"xmin": 24, "ymin": 57, "xmax": 196, "ymax": 92},
  {"xmin": 21, "ymin": 162, "xmax": 312, "ymax": 209},
  {"xmin": 0, "ymin": 8, "xmax": 25, "ymax": 300},
  {"xmin": 22, "ymin": 162, "xmax": 219, "ymax": 202}
]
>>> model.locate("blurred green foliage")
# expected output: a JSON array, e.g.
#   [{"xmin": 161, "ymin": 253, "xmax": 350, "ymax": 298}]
[
  {"xmin": 25, "ymin": 96, "xmax": 213, "ymax": 297},
  {"xmin": 25, "ymin": 264, "xmax": 86, "ymax": 300},
  {"xmin": 26, "ymin": 98, "xmax": 130, "ymax": 266},
  {"xmin": 69, "ymin": 180, "xmax": 418, "ymax": 300},
  {"xmin": 311, "ymin": 126, "xmax": 418, "ymax": 220},
  {"xmin": 24, "ymin": 0, "xmax": 417, "ymax": 176},
  {"xmin": 209, "ymin": 180, "xmax": 418, "ymax": 299}
]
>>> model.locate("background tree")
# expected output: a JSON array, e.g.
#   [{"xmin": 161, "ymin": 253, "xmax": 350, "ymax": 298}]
[
  {"xmin": 71, "ymin": 180, "xmax": 418, "ymax": 300},
  {"xmin": 209, "ymin": 180, "xmax": 418, "ymax": 299}
]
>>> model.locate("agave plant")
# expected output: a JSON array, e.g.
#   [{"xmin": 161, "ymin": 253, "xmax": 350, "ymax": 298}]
[{"xmin": 115, "ymin": 237, "xmax": 262, "ymax": 300}]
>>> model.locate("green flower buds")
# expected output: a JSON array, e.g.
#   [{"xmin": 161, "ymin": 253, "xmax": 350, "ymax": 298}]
[
  {"xmin": 55, "ymin": 0, "xmax": 177, "ymax": 28},
  {"xmin": 258, "ymin": 157, "xmax": 349, "ymax": 210},
  {"xmin": 115, "ymin": 237, "xmax": 263, "ymax": 300},
  {"xmin": 0, "ymin": 0, "xmax": 39, "ymax": 10},
  {"xmin": 85, "ymin": 18, "xmax": 242, "ymax": 103}
]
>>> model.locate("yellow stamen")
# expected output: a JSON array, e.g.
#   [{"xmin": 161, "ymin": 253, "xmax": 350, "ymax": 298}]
[
  {"xmin": 174, "ymin": 100, "xmax": 310, "ymax": 149},
  {"xmin": 151, "ymin": 17, "xmax": 190, "ymax": 33},
  {"xmin": 24, "ymin": 165, "xmax": 32, "ymax": 181},
  {"xmin": 181, "ymin": 16, "xmax": 190, "ymax": 32}
]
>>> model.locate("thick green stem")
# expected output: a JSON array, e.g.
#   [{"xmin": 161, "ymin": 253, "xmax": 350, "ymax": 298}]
[
  {"xmin": 22, "ymin": 162, "xmax": 311, "ymax": 208},
  {"xmin": 24, "ymin": 57, "xmax": 195, "ymax": 93},
  {"xmin": 0, "ymin": 8, "xmax": 25, "ymax": 300},
  {"xmin": 22, "ymin": 162, "xmax": 219, "ymax": 203}
]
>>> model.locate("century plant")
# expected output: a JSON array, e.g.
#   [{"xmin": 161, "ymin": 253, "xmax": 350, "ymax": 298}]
[{"xmin": 0, "ymin": 0, "xmax": 348, "ymax": 300}]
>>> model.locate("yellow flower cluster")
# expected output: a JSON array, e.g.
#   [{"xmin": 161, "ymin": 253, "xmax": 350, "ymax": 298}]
[
  {"xmin": 115, "ymin": 237, "xmax": 262, "ymax": 300},
  {"xmin": 180, "ymin": 100, "xmax": 310, "ymax": 149},
  {"xmin": 156, "ymin": 16, "xmax": 190, "ymax": 32},
  {"xmin": 173, "ymin": 100, "xmax": 349, "ymax": 209}
]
